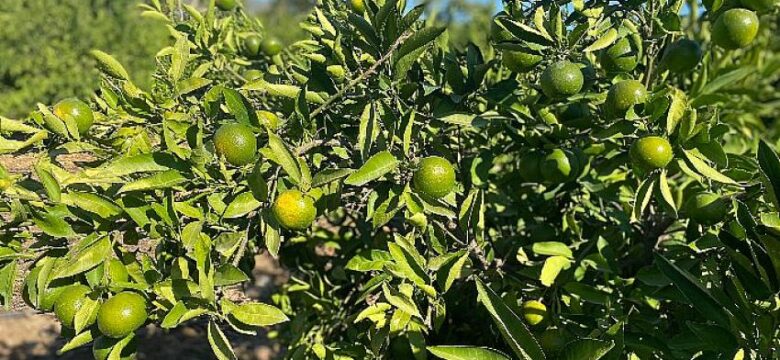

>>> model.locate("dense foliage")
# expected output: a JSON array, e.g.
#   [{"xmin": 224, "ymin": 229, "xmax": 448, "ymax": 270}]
[
  {"xmin": 0, "ymin": 0, "xmax": 168, "ymax": 117},
  {"xmin": 1, "ymin": 0, "xmax": 780, "ymax": 359}
]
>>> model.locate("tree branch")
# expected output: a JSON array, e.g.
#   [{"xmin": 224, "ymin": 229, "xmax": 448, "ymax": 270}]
[{"xmin": 309, "ymin": 31, "xmax": 414, "ymax": 118}]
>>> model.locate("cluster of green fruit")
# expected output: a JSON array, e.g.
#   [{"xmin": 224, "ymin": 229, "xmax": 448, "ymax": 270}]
[
  {"xmin": 215, "ymin": 0, "xmax": 283, "ymax": 76},
  {"xmin": 211, "ymin": 120, "xmax": 457, "ymax": 232},
  {"xmin": 496, "ymin": 4, "xmax": 762, "ymax": 225},
  {"xmin": 25, "ymin": 260, "xmax": 147, "ymax": 360}
]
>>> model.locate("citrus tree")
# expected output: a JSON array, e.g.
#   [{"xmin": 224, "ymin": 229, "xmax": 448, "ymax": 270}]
[{"xmin": 1, "ymin": 0, "xmax": 780, "ymax": 359}]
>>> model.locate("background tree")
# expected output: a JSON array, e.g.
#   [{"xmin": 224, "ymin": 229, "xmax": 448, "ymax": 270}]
[{"xmin": 0, "ymin": 0, "xmax": 168, "ymax": 117}]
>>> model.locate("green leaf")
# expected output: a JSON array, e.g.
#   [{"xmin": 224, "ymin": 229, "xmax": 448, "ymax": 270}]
[
  {"xmin": 177, "ymin": 77, "xmax": 213, "ymax": 95},
  {"xmin": 631, "ymin": 177, "xmax": 655, "ymax": 222},
  {"xmin": 540, "ymin": 256, "xmax": 572, "ymax": 287},
  {"xmin": 439, "ymin": 252, "xmax": 468, "ymax": 292},
  {"xmin": 33, "ymin": 212, "xmax": 76, "ymax": 238},
  {"xmin": 686, "ymin": 322, "xmax": 738, "ymax": 352},
  {"xmin": 0, "ymin": 262, "xmax": 16, "ymax": 310},
  {"xmin": 393, "ymin": 26, "xmax": 446, "ymax": 80},
  {"xmin": 682, "ymin": 150, "xmax": 737, "ymax": 185},
  {"xmin": 61, "ymin": 192, "xmax": 123, "ymax": 218},
  {"xmin": 215, "ymin": 264, "xmax": 250, "ymax": 286},
  {"xmin": 58, "ymin": 329, "xmax": 98, "ymax": 355},
  {"xmin": 474, "ymin": 279, "xmax": 545, "ymax": 360},
  {"xmin": 54, "ymin": 236, "xmax": 112, "ymax": 279},
  {"xmin": 757, "ymin": 141, "xmax": 780, "ymax": 209},
  {"xmin": 0, "ymin": 116, "xmax": 40, "ymax": 133},
  {"xmin": 346, "ymin": 250, "xmax": 392, "ymax": 272},
  {"xmin": 162, "ymin": 302, "xmax": 188, "ymax": 329},
  {"xmin": 38, "ymin": 104, "xmax": 68, "ymax": 137},
  {"xmin": 243, "ymin": 79, "xmax": 326, "ymax": 104},
  {"xmin": 654, "ymin": 253, "xmax": 731, "ymax": 327},
  {"xmin": 695, "ymin": 68, "xmax": 753, "ymax": 97},
  {"xmin": 344, "ymin": 151, "xmax": 399, "ymax": 186},
  {"xmin": 584, "ymin": 28, "xmax": 618, "ymax": 52},
  {"xmin": 90, "ymin": 50, "xmax": 130, "ymax": 80},
  {"xmin": 533, "ymin": 7, "xmax": 553, "ymax": 41},
  {"xmin": 181, "ymin": 221, "xmax": 203, "ymax": 251},
  {"xmin": 264, "ymin": 133, "xmax": 302, "ymax": 184},
  {"xmin": 118, "ymin": 170, "xmax": 187, "ymax": 194},
  {"xmin": 428, "ymin": 346, "xmax": 511, "ymax": 360},
  {"xmin": 559, "ymin": 338, "xmax": 615, "ymax": 360},
  {"xmin": 657, "ymin": 170, "xmax": 677, "ymax": 216},
  {"xmin": 312, "ymin": 168, "xmax": 354, "ymax": 187},
  {"xmin": 84, "ymin": 153, "xmax": 175, "ymax": 178},
  {"xmin": 496, "ymin": 17, "xmax": 553, "ymax": 46},
  {"xmin": 388, "ymin": 242, "xmax": 430, "ymax": 287},
  {"xmin": 261, "ymin": 209, "xmax": 281, "ymax": 257},
  {"xmin": 222, "ymin": 192, "xmax": 262, "ymax": 219},
  {"xmin": 34, "ymin": 164, "xmax": 61, "ymax": 202},
  {"xmin": 531, "ymin": 242, "xmax": 573, "ymax": 258},
  {"xmin": 207, "ymin": 321, "xmax": 237, "ymax": 360},
  {"xmin": 224, "ymin": 301, "xmax": 289, "ymax": 327},
  {"xmin": 666, "ymin": 88, "xmax": 687, "ymax": 135},
  {"xmin": 223, "ymin": 89, "xmax": 251, "ymax": 125},
  {"xmin": 169, "ymin": 35, "xmax": 190, "ymax": 82},
  {"xmin": 382, "ymin": 283, "xmax": 422, "ymax": 318},
  {"xmin": 357, "ymin": 103, "xmax": 376, "ymax": 159},
  {"xmin": 73, "ymin": 295, "xmax": 100, "ymax": 333}
]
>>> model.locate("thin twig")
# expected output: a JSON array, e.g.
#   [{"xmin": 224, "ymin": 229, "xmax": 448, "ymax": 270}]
[{"xmin": 309, "ymin": 31, "xmax": 414, "ymax": 119}]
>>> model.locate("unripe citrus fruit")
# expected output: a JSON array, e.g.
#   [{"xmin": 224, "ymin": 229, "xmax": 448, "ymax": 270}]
[
  {"xmin": 559, "ymin": 102, "xmax": 591, "ymax": 129},
  {"xmin": 243, "ymin": 69, "xmax": 263, "ymax": 82},
  {"xmin": 349, "ymin": 0, "xmax": 366, "ymax": 13},
  {"xmin": 272, "ymin": 190, "xmax": 317, "ymax": 230},
  {"xmin": 522, "ymin": 300, "xmax": 548, "ymax": 326},
  {"xmin": 661, "ymin": 39, "xmax": 703, "ymax": 74},
  {"xmin": 684, "ymin": 192, "xmax": 730, "ymax": 225},
  {"xmin": 93, "ymin": 335, "xmax": 138, "ymax": 360},
  {"xmin": 519, "ymin": 152, "xmax": 544, "ymax": 183},
  {"xmin": 539, "ymin": 328, "xmax": 567, "ymax": 355},
  {"xmin": 97, "ymin": 292, "xmax": 148, "ymax": 339},
  {"xmin": 53, "ymin": 98, "xmax": 94, "ymax": 135},
  {"xmin": 740, "ymin": 0, "xmax": 779, "ymax": 11},
  {"xmin": 503, "ymin": 51, "xmax": 543, "ymax": 73},
  {"xmin": 630, "ymin": 136, "xmax": 674, "ymax": 170},
  {"xmin": 54, "ymin": 284, "xmax": 94, "ymax": 329},
  {"xmin": 413, "ymin": 156, "xmax": 457, "ymax": 199},
  {"xmin": 712, "ymin": 8, "xmax": 759, "ymax": 50},
  {"xmin": 600, "ymin": 37, "xmax": 640, "ymax": 73},
  {"xmin": 213, "ymin": 123, "xmax": 257, "ymax": 166},
  {"xmin": 261, "ymin": 37, "xmax": 283, "ymax": 56},
  {"xmin": 605, "ymin": 80, "xmax": 648, "ymax": 117},
  {"xmin": 541, "ymin": 149, "xmax": 577, "ymax": 184},
  {"xmin": 216, "ymin": 0, "xmax": 238, "ymax": 11},
  {"xmin": 540, "ymin": 61, "xmax": 584, "ymax": 98},
  {"xmin": 243, "ymin": 35, "xmax": 262, "ymax": 58}
]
